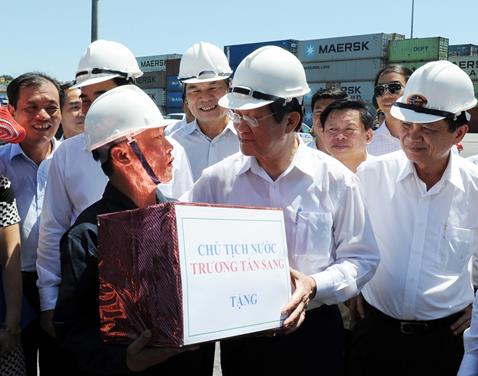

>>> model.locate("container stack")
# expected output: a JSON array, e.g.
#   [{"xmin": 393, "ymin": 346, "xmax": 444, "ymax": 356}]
[
  {"xmin": 448, "ymin": 51, "xmax": 478, "ymax": 99},
  {"xmin": 388, "ymin": 37, "xmax": 449, "ymax": 73},
  {"xmin": 135, "ymin": 54, "xmax": 181, "ymax": 114},
  {"xmin": 224, "ymin": 39, "xmax": 298, "ymax": 72},
  {"xmin": 165, "ymin": 58, "xmax": 183, "ymax": 115},
  {"xmin": 449, "ymin": 44, "xmax": 478, "ymax": 57},
  {"xmin": 297, "ymin": 33, "xmax": 404, "ymax": 124}
]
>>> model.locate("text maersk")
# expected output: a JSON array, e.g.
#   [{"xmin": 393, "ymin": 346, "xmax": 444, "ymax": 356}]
[{"xmin": 315, "ymin": 41, "xmax": 369, "ymax": 55}]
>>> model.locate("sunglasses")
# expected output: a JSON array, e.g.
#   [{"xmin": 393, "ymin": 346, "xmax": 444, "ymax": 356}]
[
  {"xmin": 228, "ymin": 110, "xmax": 277, "ymax": 128},
  {"xmin": 374, "ymin": 82, "xmax": 403, "ymax": 97}
]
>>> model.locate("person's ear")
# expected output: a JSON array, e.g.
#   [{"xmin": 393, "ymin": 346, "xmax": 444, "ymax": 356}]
[
  {"xmin": 285, "ymin": 111, "xmax": 301, "ymax": 133},
  {"xmin": 110, "ymin": 143, "xmax": 132, "ymax": 166},
  {"xmin": 366, "ymin": 128, "xmax": 373, "ymax": 144}
]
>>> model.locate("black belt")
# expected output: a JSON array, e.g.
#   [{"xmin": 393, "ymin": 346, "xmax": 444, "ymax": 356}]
[{"xmin": 364, "ymin": 300, "xmax": 463, "ymax": 335}]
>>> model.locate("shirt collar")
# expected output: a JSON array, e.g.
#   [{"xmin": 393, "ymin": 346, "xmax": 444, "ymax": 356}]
[
  {"xmin": 236, "ymin": 135, "xmax": 315, "ymax": 179},
  {"xmin": 184, "ymin": 119, "xmax": 237, "ymax": 136},
  {"xmin": 397, "ymin": 151, "xmax": 465, "ymax": 192},
  {"xmin": 9, "ymin": 138, "xmax": 60, "ymax": 161}
]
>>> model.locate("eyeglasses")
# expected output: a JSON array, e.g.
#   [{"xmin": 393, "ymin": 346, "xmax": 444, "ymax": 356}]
[
  {"xmin": 228, "ymin": 110, "xmax": 277, "ymax": 128},
  {"xmin": 374, "ymin": 82, "xmax": 403, "ymax": 97},
  {"xmin": 323, "ymin": 127, "xmax": 359, "ymax": 137}
]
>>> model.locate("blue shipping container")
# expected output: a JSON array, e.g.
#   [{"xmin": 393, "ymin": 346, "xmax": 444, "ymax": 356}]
[
  {"xmin": 167, "ymin": 76, "xmax": 182, "ymax": 91},
  {"xmin": 166, "ymin": 91, "xmax": 183, "ymax": 108},
  {"xmin": 224, "ymin": 39, "xmax": 298, "ymax": 67}
]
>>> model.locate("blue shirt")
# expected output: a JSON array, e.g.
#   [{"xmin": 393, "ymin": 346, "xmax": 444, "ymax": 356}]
[{"xmin": 0, "ymin": 140, "xmax": 59, "ymax": 271}]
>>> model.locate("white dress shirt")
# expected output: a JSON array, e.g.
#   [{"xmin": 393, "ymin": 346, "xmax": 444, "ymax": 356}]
[
  {"xmin": 164, "ymin": 117, "xmax": 190, "ymax": 136},
  {"xmin": 357, "ymin": 150, "xmax": 478, "ymax": 320},
  {"xmin": 185, "ymin": 141, "xmax": 380, "ymax": 308},
  {"xmin": 170, "ymin": 119, "xmax": 239, "ymax": 181},
  {"xmin": 458, "ymin": 291, "xmax": 478, "ymax": 376},
  {"xmin": 0, "ymin": 139, "xmax": 60, "ymax": 272},
  {"xmin": 367, "ymin": 120, "xmax": 401, "ymax": 156},
  {"xmin": 36, "ymin": 133, "xmax": 193, "ymax": 310}
]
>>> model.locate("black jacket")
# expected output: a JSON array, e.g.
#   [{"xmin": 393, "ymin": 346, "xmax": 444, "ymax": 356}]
[{"xmin": 54, "ymin": 183, "xmax": 214, "ymax": 375}]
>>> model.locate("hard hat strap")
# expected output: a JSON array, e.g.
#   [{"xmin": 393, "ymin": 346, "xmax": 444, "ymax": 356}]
[
  {"xmin": 75, "ymin": 68, "xmax": 130, "ymax": 80},
  {"xmin": 179, "ymin": 70, "xmax": 230, "ymax": 82},
  {"xmin": 230, "ymin": 86, "xmax": 284, "ymax": 103},
  {"xmin": 393, "ymin": 102, "xmax": 455, "ymax": 119},
  {"xmin": 128, "ymin": 139, "xmax": 161, "ymax": 185}
]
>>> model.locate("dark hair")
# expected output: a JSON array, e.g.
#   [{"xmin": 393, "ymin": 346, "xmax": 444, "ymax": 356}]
[
  {"xmin": 92, "ymin": 146, "xmax": 115, "ymax": 177},
  {"xmin": 59, "ymin": 81, "xmax": 75, "ymax": 109},
  {"xmin": 310, "ymin": 87, "xmax": 348, "ymax": 113},
  {"xmin": 373, "ymin": 64, "xmax": 413, "ymax": 108},
  {"xmin": 320, "ymin": 99, "xmax": 374, "ymax": 131},
  {"xmin": 445, "ymin": 112, "xmax": 470, "ymax": 132},
  {"xmin": 268, "ymin": 98, "xmax": 303, "ymax": 132},
  {"xmin": 7, "ymin": 72, "xmax": 60, "ymax": 109}
]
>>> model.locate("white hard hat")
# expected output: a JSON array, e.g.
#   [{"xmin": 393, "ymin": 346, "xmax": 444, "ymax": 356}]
[
  {"xmin": 218, "ymin": 46, "xmax": 310, "ymax": 110},
  {"xmin": 391, "ymin": 60, "xmax": 477, "ymax": 123},
  {"xmin": 84, "ymin": 85, "xmax": 172, "ymax": 151},
  {"xmin": 178, "ymin": 41, "xmax": 232, "ymax": 84},
  {"xmin": 74, "ymin": 40, "xmax": 143, "ymax": 89}
]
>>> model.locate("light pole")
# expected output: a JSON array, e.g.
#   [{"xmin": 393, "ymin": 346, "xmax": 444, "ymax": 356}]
[
  {"xmin": 410, "ymin": 0, "xmax": 415, "ymax": 38},
  {"xmin": 91, "ymin": 0, "xmax": 99, "ymax": 42}
]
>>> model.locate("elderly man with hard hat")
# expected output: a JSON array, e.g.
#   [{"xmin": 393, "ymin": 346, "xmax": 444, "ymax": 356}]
[
  {"xmin": 36, "ymin": 40, "xmax": 194, "ymax": 338},
  {"xmin": 170, "ymin": 41, "xmax": 239, "ymax": 181},
  {"xmin": 185, "ymin": 46, "xmax": 380, "ymax": 375},
  {"xmin": 53, "ymin": 85, "xmax": 212, "ymax": 375},
  {"xmin": 348, "ymin": 61, "xmax": 478, "ymax": 375}
]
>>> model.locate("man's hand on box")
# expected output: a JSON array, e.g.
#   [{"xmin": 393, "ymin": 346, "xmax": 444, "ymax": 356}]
[
  {"xmin": 280, "ymin": 268, "xmax": 317, "ymax": 334},
  {"xmin": 126, "ymin": 329, "xmax": 194, "ymax": 372}
]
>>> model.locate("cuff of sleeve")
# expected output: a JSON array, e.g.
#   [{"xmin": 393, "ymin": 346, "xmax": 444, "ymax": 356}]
[
  {"xmin": 310, "ymin": 272, "xmax": 335, "ymax": 306},
  {"xmin": 39, "ymin": 286, "xmax": 59, "ymax": 311}
]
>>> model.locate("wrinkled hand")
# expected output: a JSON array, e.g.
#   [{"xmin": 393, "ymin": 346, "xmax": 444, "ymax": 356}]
[
  {"xmin": 126, "ymin": 329, "xmax": 193, "ymax": 372},
  {"xmin": 450, "ymin": 304, "xmax": 473, "ymax": 335},
  {"xmin": 281, "ymin": 268, "xmax": 316, "ymax": 333},
  {"xmin": 346, "ymin": 294, "xmax": 365, "ymax": 321},
  {"xmin": 41, "ymin": 310, "xmax": 56, "ymax": 338},
  {"xmin": 0, "ymin": 329, "xmax": 20, "ymax": 355}
]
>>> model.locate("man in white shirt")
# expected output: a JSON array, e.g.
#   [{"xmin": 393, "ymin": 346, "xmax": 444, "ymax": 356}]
[
  {"xmin": 0, "ymin": 73, "xmax": 64, "ymax": 375},
  {"xmin": 319, "ymin": 99, "xmax": 375, "ymax": 172},
  {"xmin": 37, "ymin": 40, "xmax": 193, "ymax": 337},
  {"xmin": 170, "ymin": 42, "xmax": 239, "ymax": 181},
  {"xmin": 349, "ymin": 61, "xmax": 478, "ymax": 375},
  {"xmin": 186, "ymin": 46, "xmax": 379, "ymax": 375}
]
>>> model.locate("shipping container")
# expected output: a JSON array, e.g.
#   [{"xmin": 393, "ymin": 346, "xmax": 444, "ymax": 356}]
[
  {"xmin": 167, "ymin": 75, "xmax": 182, "ymax": 91},
  {"xmin": 224, "ymin": 39, "xmax": 298, "ymax": 67},
  {"xmin": 166, "ymin": 91, "xmax": 183, "ymax": 108},
  {"xmin": 449, "ymin": 44, "xmax": 478, "ymax": 57},
  {"xmin": 388, "ymin": 37, "xmax": 448, "ymax": 62},
  {"xmin": 166, "ymin": 59, "xmax": 181, "ymax": 76},
  {"xmin": 449, "ymin": 56, "xmax": 478, "ymax": 81},
  {"xmin": 136, "ymin": 71, "xmax": 166, "ymax": 89},
  {"xmin": 298, "ymin": 33, "xmax": 404, "ymax": 63},
  {"xmin": 142, "ymin": 88, "xmax": 166, "ymax": 107},
  {"xmin": 304, "ymin": 83, "xmax": 327, "ymax": 106},
  {"xmin": 136, "ymin": 54, "xmax": 182, "ymax": 72},
  {"xmin": 392, "ymin": 61, "xmax": 428, "ymax": 72},
  {"xmin": 474, "ymin": 82, "xmax": 478, "ymax": 98},
  {"xmin": 339, "ymin": 81, "xmax": 374, "ymax": 102},
  {"xmin": 303, "ymin": 59, "xmax": 385, "ymax": 82},
  {"xmin": 303, "ymin": 109, "xmax": 313, "ymax": 126}
]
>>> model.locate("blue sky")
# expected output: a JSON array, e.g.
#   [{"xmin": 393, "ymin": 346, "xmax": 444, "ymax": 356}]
[{"xmin": 2, "ymin": 0, "xmax": 476, "ymax": 81}]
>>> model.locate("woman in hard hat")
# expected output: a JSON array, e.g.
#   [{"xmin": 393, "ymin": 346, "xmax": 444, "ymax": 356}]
[{"xmin": 0, "ymin": 106, "xmax": 27, "ymax": 375}]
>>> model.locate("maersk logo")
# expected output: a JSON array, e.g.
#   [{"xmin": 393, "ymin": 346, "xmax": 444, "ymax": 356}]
[
  {"xmin": 305, "ymin": 45, "xmax": 316, "ymax": 56},
  {"xmin": 319, "ymin": 41, "xmax": 369, "ymax": 54}
]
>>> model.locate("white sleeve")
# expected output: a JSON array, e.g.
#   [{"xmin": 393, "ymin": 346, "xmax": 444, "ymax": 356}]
[
  {"xmin": 458, "ymin": 292, "xmax": 478, "ymax": 376},
  {"xmin": 36, "ymin": 151, "xmax": 73, "ymax": 311},
  {"xmin": 310, "ymin": 175, "xmax": 380, "ymax": 305}
]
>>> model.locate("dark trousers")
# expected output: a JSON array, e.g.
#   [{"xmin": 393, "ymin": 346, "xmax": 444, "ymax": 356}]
[
  {"xmin": 21, "ymin": 272, "xmax": 75, "ymax": 376},
  {"xmin": 221, "ymin": 304, "xmax": 344, "ymax": 376},
  {"xmin": 347, "ymin": 301, "xmax": 464, "ymax": 376}
]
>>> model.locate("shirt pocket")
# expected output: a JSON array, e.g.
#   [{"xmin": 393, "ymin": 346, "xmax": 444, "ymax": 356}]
[
  {"xmin": 293, "ymin": 211, "xmax": 333, "ymax": 275},
  {"xmin": 439, "ymin": 225, "xmax": 477, "ymax": 274}
]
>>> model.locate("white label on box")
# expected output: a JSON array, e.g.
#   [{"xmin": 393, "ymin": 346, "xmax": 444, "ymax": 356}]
[{"xmin": 175, "ymin": 205, "xmax": 291, "ymax": 345}]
